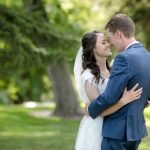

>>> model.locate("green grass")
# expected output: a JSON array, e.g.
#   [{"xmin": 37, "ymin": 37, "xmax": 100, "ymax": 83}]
[
  {"xmin": 0, "ymin": 105, "xmax": 79, "ymax": 150},
  {"xmin": 0, "ymin": 105, "xmax": 150, "ymax": 150},
  {"xmin": 139, "ymin": 108, "xmax": 150, "ymax": 150}
]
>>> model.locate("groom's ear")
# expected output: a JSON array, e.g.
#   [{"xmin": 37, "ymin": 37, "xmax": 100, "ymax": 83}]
[{"xmin": 115, "ymin": 30, "xmax": 122, "ymax": 38}]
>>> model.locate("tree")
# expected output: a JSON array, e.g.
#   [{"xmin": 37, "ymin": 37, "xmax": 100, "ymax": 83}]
[
  {"xmin": 110, "ymin": 0, "xmax": 150, "ymax": 51},
  {"xmin": 0, "ymin": 0, "xmax": 82, "ymax": 116},
  {"xmin": 26, "ymin": 0, "xmax": 82, "ymax": 116}
]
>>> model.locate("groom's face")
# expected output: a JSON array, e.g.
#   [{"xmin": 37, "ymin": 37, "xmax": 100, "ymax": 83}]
[{"xmin": 106, "ymin": 29, "xmax": 123, "ymax": 52}]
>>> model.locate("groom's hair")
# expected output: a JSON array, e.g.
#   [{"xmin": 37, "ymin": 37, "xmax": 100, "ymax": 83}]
[{"xmin": 105, "ymin": 14, "xmax": 135, "ymax": 38}]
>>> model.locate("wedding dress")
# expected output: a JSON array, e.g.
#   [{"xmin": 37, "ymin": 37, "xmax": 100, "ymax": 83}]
[{"xmin": 75, "ymin": 69, "xmax": 108, "ymax": 150}]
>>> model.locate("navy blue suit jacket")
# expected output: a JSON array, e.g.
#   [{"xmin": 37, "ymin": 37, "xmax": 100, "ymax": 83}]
[{"xmin": 88, "ymin": 43, "xmax": 150, "ymax": 141}]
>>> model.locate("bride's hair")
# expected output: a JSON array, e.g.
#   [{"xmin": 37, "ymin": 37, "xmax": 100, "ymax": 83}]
[{"xmin": 82, "ymin": 31, "xmax": 111, "ymax": 83}]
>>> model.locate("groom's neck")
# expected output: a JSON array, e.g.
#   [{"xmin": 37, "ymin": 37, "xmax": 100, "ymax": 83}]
[{"xmin": 123, "ymin": 37, "xmax": 136, "ymax": 51}]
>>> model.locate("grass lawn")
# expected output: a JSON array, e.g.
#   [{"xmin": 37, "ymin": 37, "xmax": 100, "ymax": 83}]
[{"xmin": 0, "ymin": 105, "xmax": 150, "ymax": 150}]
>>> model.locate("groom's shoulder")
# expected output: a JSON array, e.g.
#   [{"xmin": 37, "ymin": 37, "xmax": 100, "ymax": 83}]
[
  {"xmin": 112, "ymin": 53, "xmax": 130, "ymax": 68},
  {"xmin": 114, "ymin": 52, "xmax": 128, "ymax": 62}
]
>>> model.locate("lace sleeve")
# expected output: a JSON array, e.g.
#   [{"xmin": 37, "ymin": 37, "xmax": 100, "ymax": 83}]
[
  {"xmin": 80, "ymin": 69, "xmax": 97, "ymax": 103},
  {"xmin": 81, "ymin": 69, "xmax": 97, "ymax": 86}
]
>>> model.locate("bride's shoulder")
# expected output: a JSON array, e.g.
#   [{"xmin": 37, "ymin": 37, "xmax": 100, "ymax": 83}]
[{"xmin": 81, "ymin": 69, "xmax": 94, "ymax": 81}]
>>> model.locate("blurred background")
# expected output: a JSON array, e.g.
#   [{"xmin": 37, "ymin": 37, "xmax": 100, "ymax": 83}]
[{"xmin": 0, "ymin": 0, "xmax": 150, "ymax": 149}]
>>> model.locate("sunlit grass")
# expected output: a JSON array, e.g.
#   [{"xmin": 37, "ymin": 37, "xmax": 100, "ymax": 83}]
[
  {"xmin": 0, "ymin": 105, "xmax": 150, "ymax": 150},
  {"xmin": 0, "ymin": 105, "xmax": 79, "ymax": 150},
  {"xmin": 139, "ymin": 107, "xmax": 150, "ymax": 150}
]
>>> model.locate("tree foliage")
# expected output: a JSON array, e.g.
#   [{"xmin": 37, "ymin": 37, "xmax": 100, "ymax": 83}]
[
  {"xmin": 0, "ymin": 0, "xmax": 81, "ymax": 104},
  {"xmin": 0, "ymin": 0, "xmax": 150, "ymax": 107}
]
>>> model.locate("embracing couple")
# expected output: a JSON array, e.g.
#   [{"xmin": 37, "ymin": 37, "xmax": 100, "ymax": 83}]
[{"xmin": 74, "ymin": 14, "xmax": 150, "ymax": 150}]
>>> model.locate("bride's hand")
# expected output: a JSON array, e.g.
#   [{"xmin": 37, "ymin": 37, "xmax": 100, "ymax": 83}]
[
  {"xmin": 120, "ymin": 83, "xmax": 143, "ymax": 105},
  {"xmin": 147, "ymin": 96, "xmax": 150, "ymax": 106}
]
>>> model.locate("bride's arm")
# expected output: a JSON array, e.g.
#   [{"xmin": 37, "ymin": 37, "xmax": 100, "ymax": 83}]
[
  {"xmin": 85, "ymin": 81, "xmax": 142, "ymax": 117},
  {"xmin": 84, "ymin": 80, "xmax": 100, "ymax": 101}
]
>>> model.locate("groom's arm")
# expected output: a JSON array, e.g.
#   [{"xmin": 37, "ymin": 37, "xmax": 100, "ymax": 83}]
[{"xmin": 88, "ymin": 53, "xmax": 131, "ymax": 119}]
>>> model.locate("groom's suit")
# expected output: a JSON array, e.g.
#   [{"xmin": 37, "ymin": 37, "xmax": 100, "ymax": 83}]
[{"xmin": 88, "ymin": 43, "xmax": 150, "ymax": 149}]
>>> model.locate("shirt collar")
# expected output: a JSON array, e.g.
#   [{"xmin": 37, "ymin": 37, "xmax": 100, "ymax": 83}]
[{"xmin": 125, "ymin": 41, "xmax": 140, "ymax": 51}]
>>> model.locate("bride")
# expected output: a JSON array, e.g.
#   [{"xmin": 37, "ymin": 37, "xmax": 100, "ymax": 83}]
[{"xmin": 74, "ymin": 31, "xmax": 142, "ymax": 150}]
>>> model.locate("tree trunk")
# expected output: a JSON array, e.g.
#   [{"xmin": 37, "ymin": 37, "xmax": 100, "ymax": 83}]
[
  {"xmin": 47, "ymin": 62, "xmax": 82, "ymax": 117},
  {"xmin": 24, "ymin": 0, "xmax": 82, "ymax": 117}
]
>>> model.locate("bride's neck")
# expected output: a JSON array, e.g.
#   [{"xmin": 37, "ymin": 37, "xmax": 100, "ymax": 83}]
[
  {"xmin": 95, "ymin": 55, "xmax": 107, "ymax": 70},
  {"xmin": 95, "ymin": 55, "xmax": 110, "ymax": 78}
]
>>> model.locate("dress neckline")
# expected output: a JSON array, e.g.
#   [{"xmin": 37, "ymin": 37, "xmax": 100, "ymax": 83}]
[{"xmin": 100, "ymin": 74, "xmax": 109, "ymax": 80}]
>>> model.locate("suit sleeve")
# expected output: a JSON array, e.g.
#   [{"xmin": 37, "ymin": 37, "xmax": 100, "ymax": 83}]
[{"xmin": 88, "ymin": 53, "xmax": 131, "ymax": 119}]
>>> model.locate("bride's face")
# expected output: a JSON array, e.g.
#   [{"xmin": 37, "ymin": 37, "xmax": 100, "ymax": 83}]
[{"xmin": 93, "ymin": 33, "xmax": 112, "ymax": 57}]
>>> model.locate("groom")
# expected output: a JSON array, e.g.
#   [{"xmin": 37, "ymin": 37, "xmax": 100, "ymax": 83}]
[{"xmin": 88, "ymin": 14, "xmax": 150, "ymax": 150}]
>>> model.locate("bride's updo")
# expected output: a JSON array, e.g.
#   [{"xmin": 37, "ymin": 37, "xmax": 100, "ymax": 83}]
[{"xmin": 82, "ymin": 31, "xmax": 111, "ymax": 83}]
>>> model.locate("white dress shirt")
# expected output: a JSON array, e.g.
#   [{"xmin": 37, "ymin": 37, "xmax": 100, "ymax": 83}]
[{"xmin": 125, "ymin": 41, "xmax": 139, "ymax": 51}]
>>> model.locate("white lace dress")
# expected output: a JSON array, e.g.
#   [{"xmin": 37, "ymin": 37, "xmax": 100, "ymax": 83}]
[{"xmin": 75, "ymin": 69, "xmax": 108, "ymax": 150}]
